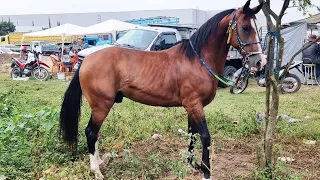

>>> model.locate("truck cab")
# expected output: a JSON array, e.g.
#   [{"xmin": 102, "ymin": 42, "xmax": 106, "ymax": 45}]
[
  {"xmin": 83, "ymin": 36, "xmax": 99, "ymax": 48},
  {"xmin": 0, "ymin": 35, "xmax": 9, "ymax": 45},
  {"xmin": 95, "ymin": 31, "xmax": 128, "ymax": 46}
]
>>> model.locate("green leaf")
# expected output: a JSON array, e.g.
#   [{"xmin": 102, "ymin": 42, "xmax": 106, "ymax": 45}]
[
  {"xmin": 41, "ymin": 121, "xmax": 56, "ymax": 132},
  {"xmin": 17, "ymin": 122, "xmax": 26, "ymax": 129}
]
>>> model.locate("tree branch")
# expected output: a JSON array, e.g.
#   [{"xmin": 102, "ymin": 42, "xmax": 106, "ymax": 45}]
[
  {"xmin": 279, "ymin": 0, "xmax": 290, "ymax": 20},
  {"xmin": 259, "ymin": 0, "xmax": 279, "ymax": 20},
  {"xmin": 259, "ymin": 0, "xmax": 275, "ymax": 28},
  {"xmin": 265, "ymin": 0, "xmax": 270, "ymax": 6},
  {"xmin": 280, "ymin": 36, "xmax": 320, "ymax": 84}
]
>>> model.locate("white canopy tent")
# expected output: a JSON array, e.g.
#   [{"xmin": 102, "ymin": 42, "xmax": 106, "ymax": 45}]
[
  {"xmin": 21, "ymin": 23, "xmax": 86, "ymax": 53},
  {"xmin": 70, "ymin": 19, "xmax": 143, "ymax": 39},
  {"xmin": 22, "ymin": 23, "xmax": 86, "ymax": 38}
]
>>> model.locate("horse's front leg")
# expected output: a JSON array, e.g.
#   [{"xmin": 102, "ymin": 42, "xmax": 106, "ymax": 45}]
[
  {"xmin": 187, "ymin": 121, "xmax": 201, "ymax": 170},
  {"xmin": 185, "ymin": 103, "xmax": 211, "ymax": 180}
]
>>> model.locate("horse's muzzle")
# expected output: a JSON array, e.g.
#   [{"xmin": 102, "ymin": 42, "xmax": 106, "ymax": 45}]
[{"xmin": 248, "ymin": 54, "xmax": 266, "ymax": 73}]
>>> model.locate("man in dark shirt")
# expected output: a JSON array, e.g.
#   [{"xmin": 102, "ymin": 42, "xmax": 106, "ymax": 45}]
[{"xmin": 302, "ymin": 34, "xmax": 320, "ymax": 78}]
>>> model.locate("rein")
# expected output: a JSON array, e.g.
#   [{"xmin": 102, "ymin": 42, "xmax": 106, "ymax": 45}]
[{"xmin": 188, "ymin": 40, "xmax": 233, "ymax": 86}]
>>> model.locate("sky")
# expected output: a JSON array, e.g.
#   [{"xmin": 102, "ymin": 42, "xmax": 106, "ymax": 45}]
[{"xmin": 0, "ymin": 0, "xmax": 319, "ymax": 23}]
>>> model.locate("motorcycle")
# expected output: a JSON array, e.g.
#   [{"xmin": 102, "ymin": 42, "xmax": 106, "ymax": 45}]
[
  {"xmin": 10, "ymin": 51, "xmax": 50, "ymax": 81},
  {"xmin": 230, "ymin": 61, "xmax": 303, "ymax": 94}
]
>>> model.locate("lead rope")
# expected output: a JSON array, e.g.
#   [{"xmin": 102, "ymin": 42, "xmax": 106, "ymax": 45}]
[
  {"xmin": 262, "ymin": 30, "xmax": 279, "ymax": 75},
  {"xmin": 188, "ymin": 40, "xmax": 235, "ymax": 86}
]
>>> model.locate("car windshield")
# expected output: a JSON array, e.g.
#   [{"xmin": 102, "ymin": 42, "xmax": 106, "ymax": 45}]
[{"xmin": 116, "ymin": 29, "xmax": 158, "ymax": 50}]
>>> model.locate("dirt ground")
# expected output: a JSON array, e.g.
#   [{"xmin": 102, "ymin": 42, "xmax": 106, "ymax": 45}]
[{"xmin": 105, "ymin": 135, "xmax": 320, "ymax": 179}]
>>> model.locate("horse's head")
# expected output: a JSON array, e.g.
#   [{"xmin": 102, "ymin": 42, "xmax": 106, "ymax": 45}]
[{"xmin": 228, "ymin": 0, "xmax": 266, "ymax": 74}]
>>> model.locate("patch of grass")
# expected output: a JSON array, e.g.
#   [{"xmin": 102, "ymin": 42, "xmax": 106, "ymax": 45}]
[{"xmin": 0, "ymin": 74, "xmax": 319, "ymax": 179}]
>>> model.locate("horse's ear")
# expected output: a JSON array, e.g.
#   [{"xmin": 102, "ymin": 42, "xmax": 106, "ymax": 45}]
[
  {"xmin": 252, "ymin": 2, "xmax": 263, "ymax": 14},
  {"xmin": 243, "ymin": 0, "xmax": 252, "ymax": 15},
  {"xmin": 243, "ymin": 0, "xmax": 251, "ymax": 11}
]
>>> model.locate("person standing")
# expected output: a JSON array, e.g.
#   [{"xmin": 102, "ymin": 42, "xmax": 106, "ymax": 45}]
[{"xmin": 302, "ymin": 34, "xmax": 320, "ymax": 78}]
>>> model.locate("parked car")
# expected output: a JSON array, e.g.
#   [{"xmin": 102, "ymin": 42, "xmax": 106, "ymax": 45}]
[
  {"xmin": 0, "ymin": 47, "xmax": 20, "ymax": 55},
  {"xmin": 30, "ymin": 41, "xmax": 60, "ymax": 55},
  {"xmin": 0, "ymin": 44, "xmax": 21, "ymax": 52}
]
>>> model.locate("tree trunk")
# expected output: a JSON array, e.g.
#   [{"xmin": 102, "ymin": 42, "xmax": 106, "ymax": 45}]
[
  {"xmin": 263, "ymin": 31, "xmax": 277, "ymax": 172},
  {"xmin": 257, "ymin": 0, "xmax": 318, "ymax": 178}
]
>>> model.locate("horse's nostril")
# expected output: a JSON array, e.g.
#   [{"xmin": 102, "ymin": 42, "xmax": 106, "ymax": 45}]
[{"xmin": 256, "ymin": 60, "xmax": 261, "ymax": 68}]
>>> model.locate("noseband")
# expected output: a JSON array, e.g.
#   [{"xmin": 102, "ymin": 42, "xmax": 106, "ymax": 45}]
[{"xmin": 227, "ymin": 10, "xmax": 263, "ymax": 64}]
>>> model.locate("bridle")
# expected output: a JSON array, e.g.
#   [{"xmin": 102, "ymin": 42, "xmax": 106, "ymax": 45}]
[{"xmin": 226, "ymin": 10, "xmax": 263, "ymax": 68}]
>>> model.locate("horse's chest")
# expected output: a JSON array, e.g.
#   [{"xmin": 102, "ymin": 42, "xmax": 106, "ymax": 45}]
[{"xmin": 201, "ymin": 80, "xmax": 218, "ymax": 106}]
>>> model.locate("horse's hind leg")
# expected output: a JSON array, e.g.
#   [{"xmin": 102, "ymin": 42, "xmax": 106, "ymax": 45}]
[{"xmin": 85, "ymin": 102, "xmax": 113, "ymax": 179}]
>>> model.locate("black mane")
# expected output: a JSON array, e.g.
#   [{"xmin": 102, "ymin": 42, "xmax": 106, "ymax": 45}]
[{"xmin": 179, "ymin": 8, "xmax": 235, "ymax": 60}]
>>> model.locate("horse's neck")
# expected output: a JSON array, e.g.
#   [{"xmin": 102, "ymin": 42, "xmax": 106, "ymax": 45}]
[{"xmin": 201, "ymin": 26, "xmax": 231, "ymax": 75}]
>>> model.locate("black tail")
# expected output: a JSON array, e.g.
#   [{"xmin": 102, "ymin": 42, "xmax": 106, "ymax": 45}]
[{"xmin": 59, "ymin": 69, "xmax": 82, "ymax": 149}]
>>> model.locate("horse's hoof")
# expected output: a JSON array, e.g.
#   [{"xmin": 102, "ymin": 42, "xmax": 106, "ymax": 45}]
[
  {"xmin": 95, "ymin": 172, "xmax": 104, "ymax": 180},
  {"xmin": 193, "ymin": 163, "xmax": 201, "ymax": 170},
  {"xmin": 187, "ymin": 157, "xmax": 201, "ymax": 170},
  {"xmin": 201, "ymin": 178, "xmax": 212, "ymax": 180}
]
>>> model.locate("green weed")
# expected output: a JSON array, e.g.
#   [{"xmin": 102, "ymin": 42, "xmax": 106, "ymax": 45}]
[{"xmin": 0, "ymin": 75, "xmax": 319, "ymax": 179}]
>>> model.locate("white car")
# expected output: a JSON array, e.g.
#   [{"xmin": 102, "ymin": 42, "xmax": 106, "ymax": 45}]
[
  {"xmin": 0, "ymin": 48, "xmax": 20, "ymax": 55},
  {"xmin": 74, "ymin": 26, "xmax": 185, "ymax": 70}
]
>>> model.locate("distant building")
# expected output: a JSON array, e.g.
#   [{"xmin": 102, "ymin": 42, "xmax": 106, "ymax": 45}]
[{"xmin": 0, "ymin": 9, "xmax": 267, "ymax": 29}]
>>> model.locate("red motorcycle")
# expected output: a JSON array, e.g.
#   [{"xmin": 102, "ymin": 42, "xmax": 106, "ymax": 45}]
[{"xmin": 10, "ymin": 51, "xmax": 50, "ymax": 81}]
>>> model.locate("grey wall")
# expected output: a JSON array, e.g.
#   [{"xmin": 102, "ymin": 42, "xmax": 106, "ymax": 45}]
[{"xmin": 0, "ymin": 9, "xmax": 267, "ymax": 29}]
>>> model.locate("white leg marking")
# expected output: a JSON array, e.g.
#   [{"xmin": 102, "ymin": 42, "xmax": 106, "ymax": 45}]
[
  {"xmin": 95, "ymin": 141, "xmax": 103, "ymax": 165},
  {"xmin": 90, "ymin": 141, "xmax": 104, "ymax": 179}
]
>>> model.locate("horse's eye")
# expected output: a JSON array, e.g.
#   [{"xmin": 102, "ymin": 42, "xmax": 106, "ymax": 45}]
[{"xmin": 242, "ymin": 26, "xmax": 251, "ymax": 33}]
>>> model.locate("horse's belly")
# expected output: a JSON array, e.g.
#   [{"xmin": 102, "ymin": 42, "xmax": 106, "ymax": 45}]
[{"xmin": 120, "ymin": 84, "xmax": 181, "ymax": 107}]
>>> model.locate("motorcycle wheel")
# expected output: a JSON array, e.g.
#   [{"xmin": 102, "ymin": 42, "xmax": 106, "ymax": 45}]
[
  {"xmin": 230, "ymin": 75, "xmax": 249, "ymax": 94},
  {"xmin": 281, "ymin": 73, "xmax": 301, "ymax": 93},
  {"xmin": 10, "ymin": 67, "xmax": 21, "ymax": 79},
  {"xmin": 219, "ymin": 66, "xmax": 237, "ymax": 88},
  {"xmin": 32, "ymin": 67, "xmax": 49, "ymax": 81}
]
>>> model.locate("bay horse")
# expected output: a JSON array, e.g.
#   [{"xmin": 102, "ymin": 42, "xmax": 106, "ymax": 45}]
[{"xmin": 59, "ymin": 0, "xmax": 265, "ymax": 179}]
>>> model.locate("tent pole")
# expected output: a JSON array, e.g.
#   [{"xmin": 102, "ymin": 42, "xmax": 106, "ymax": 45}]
[
  {"xmin": 20, "ymin": 36, "xmax": 24, "ymax": 59},
  {"xmin": 61, "ymin": 34, "xmax": 65, "ymax": 78}
]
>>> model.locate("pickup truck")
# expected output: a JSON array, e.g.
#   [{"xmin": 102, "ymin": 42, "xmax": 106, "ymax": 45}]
[
  {"xmin": 75, "ymin": 25, "xmax": 188, "ymax": 68},
  {"xmin": 75, "ymin": 25, "xmax": 243, "ymax": 88}
]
